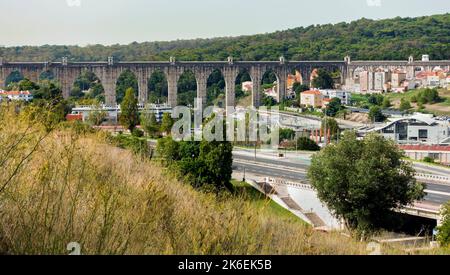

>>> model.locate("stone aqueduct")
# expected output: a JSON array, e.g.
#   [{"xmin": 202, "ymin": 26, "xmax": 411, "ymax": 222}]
[{"xmin": 0, "ymin": 56, "xmax": 449, "ymax": 107}]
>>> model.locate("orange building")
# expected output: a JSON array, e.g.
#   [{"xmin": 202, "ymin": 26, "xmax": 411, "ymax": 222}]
[{"xmin": 300, "ymin": 90, "xmax": 323, "ymax": 108}]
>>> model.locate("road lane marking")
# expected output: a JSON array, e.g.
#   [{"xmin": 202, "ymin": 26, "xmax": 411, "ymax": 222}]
[{"xmin": 424, "ymin": 189, "xmax": 450, "ymax": 197}]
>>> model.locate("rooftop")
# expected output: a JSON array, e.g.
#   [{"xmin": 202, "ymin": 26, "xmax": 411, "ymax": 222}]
[{"xmin": 302, "ymin": 90, "xmax": 322, "ymax": 95}]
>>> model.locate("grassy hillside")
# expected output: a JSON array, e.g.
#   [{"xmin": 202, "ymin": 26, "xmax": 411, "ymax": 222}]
[
  {"xmin": 387, "ymin": 89, "xmax": 450, "ymax": 115},
  {"xmin": 0, "ymin": 104, "xmax": 371, "ymax": 255},
  {"xmin": 1, "ymin": 14, "xmax": 449, "ymax": 62}
]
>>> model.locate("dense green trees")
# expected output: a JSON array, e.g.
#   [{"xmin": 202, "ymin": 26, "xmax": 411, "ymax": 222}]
[
  {"xmin": 116, "ymin": 70, "xmax": 138, "ymax": 104},
  {"xmin": 321, "ymin": 117, "xmax": 340, "ymax": 138},
  {"xmin": 368, "ymin": 94, "xmax": 384, "ymax": 106},
  {"xmin": 307, "ymin": 132, "xmax": 424, "ymax": 237},
  {"xmin": 382, "ymin": 97, "xmax": 392, "ymax": 108},
  {"xmin": 279, "ymin": 128, "xmax": 295, "ymax": 141},
  {"xmin": 261, "ymin": 93, "xmax": 277, "ymax": 107},
  {"xmin": 296, "ymin": 137, "xmax": 320, "ymax": 151},
  {"xmin": 5, "ymin": 71, "xmax": 24, "ymax": 86},
  {"xmin": 311, "ymin": 69, "xmax": 334, "ymax": 89},
  {"xmin": 148, "ymin": 70, "xmax": 168, "ymax": 103},
  {"xmin": 293, "ymin": 82, "xmax": 310, "ymax": 95},
  {"xmin": 8, "ymin": 78, "xmax": 39, "ymax": 92},
  {"xmin": 177, "ymin": 71, "xmax": 197, "ymax": 106},
  {"xmin": 71, "ymin": 71, "xmax": 105, "ymax": 102},
  {"xmin": 160, "ymin": 113, "xmax": 174, "ymax": 135},
  {"xmin": 156, "ymin": 138, "xmax": 233, "ymax": 192},
  {"xmin": 119, "ymin": 88, "xmax": 139, "ymax": 131},
  {"xmin": 400, "ymin": 98, "xmax": 412, "ymax": 111},
  {"xmin": 324, "ymin": 98, "xmax": 343, "ymax": 117},
  {"xmin": 87, "ymin": 108, "xmax": 107, "ymax": 126},
  {"xmin": 410, "ymin": 88, "xmax": 442, "ymax": 104},
  {"xmin": 437, "ymin": 202, "xmax": 450, "ymax": 247},
  {"xmin": 141, "ymin": 111, "xmax": 160, "ymax": 137},
  {"xmin": 369, "ymin": 106, "xmax": 386, "ymax": 122},
  {"xmin": 2, "ymin": 14, "xmax": 448, "ymax": 62}
]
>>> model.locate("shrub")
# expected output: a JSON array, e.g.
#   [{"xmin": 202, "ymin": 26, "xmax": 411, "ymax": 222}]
[
  {"xmin": 297, "ymin": 137, "xmax": 320, "ymax": 151},
  {"xmin": 437, "ymin": 202, "xmax": 450, "ymax": 247},
  {"xmin": 423, "ymin": 157, "xmax": 435, "ymax": 163},
  {"xmin": 132, "ymin": 128, "xmax": 144, "ymax": 137}
]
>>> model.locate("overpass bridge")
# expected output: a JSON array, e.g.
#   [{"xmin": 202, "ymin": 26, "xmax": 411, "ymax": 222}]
[
  {"xmin": 258, "ymin": 177, "xmax": 444, "ymax": 229},
  {"xmin": 232, "ymin": 149, "xmax": 449, "ymax": 228}
]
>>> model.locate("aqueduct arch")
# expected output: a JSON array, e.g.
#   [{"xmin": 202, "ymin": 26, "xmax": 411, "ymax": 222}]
[{"xmin": 1, "ymin": 57, "xmax": 449, "ymax": 107}]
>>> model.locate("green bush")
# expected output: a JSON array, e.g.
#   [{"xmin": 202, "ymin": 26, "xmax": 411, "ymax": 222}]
[
  {"xmin": 297, "ymin": 137, "xmax": 320, "ymax": 151},
  {"xmin": 423, "ymin": 157, "xmax": 435, "ymax": 163},
  {"xmin": 132, "ymin": 128, "xmax": 144, "ymax": 137},
  {"xmin": 157, "ymin": 138, "xmax": 233, "ymax": 192},
  {"xmin": 437, "ymin": 203, "xmax": 450, "ymax": 247},
  {"xmin": 112, "ymin": 134, "xmax": 149, "ymax": 157}
]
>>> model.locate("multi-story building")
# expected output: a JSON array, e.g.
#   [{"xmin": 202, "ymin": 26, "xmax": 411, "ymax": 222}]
[
  {"xmin": 374, "ymin": 71, "xmax": 391, "ymax": 92},
  {"xmin": 286, "ymin": 72, "xmax": 302, "ymax": 91},
  {"xmin": 427, "ymin": 75, "xmax": 440, "ymax": 87},
  {"xmin": 320, "ymin": 89, "xmax": 351, "ymax": 105},
  {"xmin": 391, "ymin": 72, "xmax": 407, "ymax": 88},
  {"xmin": 300, "ymin": 90, "xmax": 323, "ymax": 108},
  {"xmin": 359, "ymin": 114, "xmax": 450, "ymax": 145},
  {"xmin": 359, "ymin": 71, "xmax": 374, "ymax": 93},
  {"xmin": 0, "ymin": 90, "xmax": 33, "ymax": 101},
  {"xmin": 71, "ymin": 103, "xmax": 172, "ymax": 124}
]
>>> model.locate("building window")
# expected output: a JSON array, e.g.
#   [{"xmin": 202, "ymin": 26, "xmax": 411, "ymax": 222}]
[
  {"xmin": 418, "ymin": 129, "xmax": 428, "ymax": 139},
  {"xmin": 383, "ymin": 124, "xmax": 395, "ymax": 134}
]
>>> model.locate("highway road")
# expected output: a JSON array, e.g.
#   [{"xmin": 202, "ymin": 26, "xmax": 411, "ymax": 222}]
[{"xmin": 232, "ymin": 150, "xmax": 450, "ymax": 205}]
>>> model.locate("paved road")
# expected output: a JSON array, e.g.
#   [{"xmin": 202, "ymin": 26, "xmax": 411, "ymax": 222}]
[
  {"xmin": 233, "ymin": 151, "xmax": 450, "ymax": 205},
  {"xmin": 233, "ymin": 161, "xmax": 308, "ymax": 182}
]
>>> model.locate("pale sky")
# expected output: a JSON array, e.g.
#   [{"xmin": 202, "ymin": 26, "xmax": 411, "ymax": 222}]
[{"xmin": 0, "ymin": 0, "xmax": 449, "ymax": 46}]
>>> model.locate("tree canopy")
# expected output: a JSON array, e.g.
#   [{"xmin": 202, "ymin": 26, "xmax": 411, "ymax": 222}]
[
  {"xmin": 369, "ymin": 106, "xmax": 386, "ymax": 122},
  {"xmin": 437, "ymin": 202, "xmax": 450, "ymax": 247},
  {"xmin": 311, "ymin": 69, "xmax": 334, "ymax": 89},
  {"xmin": 119, "ymin": 88, "xmax": 139, "ymax": 131},
  {"xmin": 1, "ymin": 14, "xmax": 448, "ymax": 62},
  {"xmin": 307, "ymin": 131, "xmax": 424, "ymax": 237}
]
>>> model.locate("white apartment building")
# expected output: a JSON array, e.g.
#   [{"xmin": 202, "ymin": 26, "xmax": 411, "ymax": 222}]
[
  {"xmin": 359, "ymin": 113, "xmax": 450, "ymax": 145},
  {"xmin": 374, "ymin": 71, "xmax": 391, "ymax": 92},
  {"xmin": 320, "ymin": 90, "xmax": 351, "ymax": 105},
  {"xmin": 0, "ymin": 90, "xmax": 33, "ymax": 101},
  {"xmin": 427, "ymin": 75, "xmax": 441, "ymax": 87}
]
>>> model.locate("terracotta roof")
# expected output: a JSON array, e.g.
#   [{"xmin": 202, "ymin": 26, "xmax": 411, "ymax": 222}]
[
  {"xmin": 0, "ymin": 90, "xmax": 31, "ymax": 95},
  {"xmin": 302, "ymin": 90, "xmax": 321, "ymax": 95},
  {"xmin": 66, "ymin": 114, "xmax": 83, "ymax": 121},
  {"xmin": 399, "ymin": 145, "xmax": 450, "ymax": 152}
]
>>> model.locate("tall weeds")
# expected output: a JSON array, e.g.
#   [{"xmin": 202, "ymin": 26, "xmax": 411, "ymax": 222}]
[{"xmin": 0, "ymin": 104, "xmax": 368, "ymax": 255}]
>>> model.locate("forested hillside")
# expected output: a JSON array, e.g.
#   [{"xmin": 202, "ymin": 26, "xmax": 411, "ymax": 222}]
[{"xmin": 1, "ymin": 13, "xmax": 449, "ymax": 62}]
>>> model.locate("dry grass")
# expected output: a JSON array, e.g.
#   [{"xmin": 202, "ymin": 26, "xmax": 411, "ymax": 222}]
[{"xmin": 0, "ymin": 104, "xmax": 381, "ymax": 255}]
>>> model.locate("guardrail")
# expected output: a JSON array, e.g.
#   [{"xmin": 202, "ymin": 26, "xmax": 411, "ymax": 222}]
[
  {"xmin": 415, "ymin": 173, "xmax": 450, "ymax": 185},
  {"xmin": 265, "ymin": 177, "xmax": 314, "ymax": 191}
]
